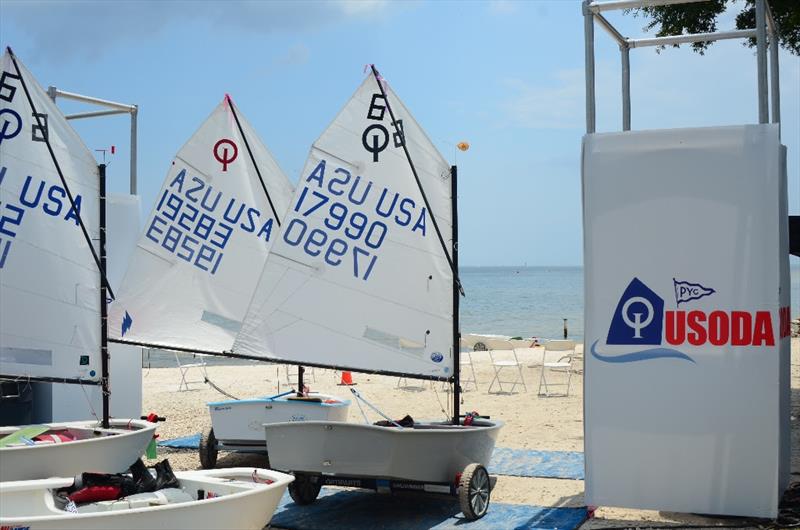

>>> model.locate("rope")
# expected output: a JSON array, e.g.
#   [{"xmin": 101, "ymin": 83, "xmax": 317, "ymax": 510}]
[{"xmin": 203, "ymin": 376, "xmax": 240, "ymax": 401}]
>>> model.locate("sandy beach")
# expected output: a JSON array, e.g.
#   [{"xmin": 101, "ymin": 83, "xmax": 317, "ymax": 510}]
[{"xmin": 142, "ymin": 337, "xmax": 800, "ymax": 529}]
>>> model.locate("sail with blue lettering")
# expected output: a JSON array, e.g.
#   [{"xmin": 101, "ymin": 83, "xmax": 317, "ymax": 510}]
[
  {"xmin": 0, "ymin": 50, "xmax": 102, "ymax": 381},
  {"xmin": 233, "ymin": 71, "xmax": 454, "ymax": 379},
  {"xmin": 108, "ymin": 96, "xmax": 294, "ymax": 352}
]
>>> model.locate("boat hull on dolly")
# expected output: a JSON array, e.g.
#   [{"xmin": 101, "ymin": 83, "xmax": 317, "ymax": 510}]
[
  {"xmin": 0, "ymin": 419, "xmax": 156, "ymax": 482},
  {"xmin": 209, "ymin": 393, "xmax": 349, "ymax": 451},
  {"xmin": 264, "ymin": 419, "xmax": 503, "ymax": 483}
]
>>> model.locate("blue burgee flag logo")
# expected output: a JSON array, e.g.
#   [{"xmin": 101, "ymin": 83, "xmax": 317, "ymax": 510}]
[
  {"xmin": 121, "ymin": 311, "xmax": 133, "ymax": 337},
  {"xmin": 673, "ymin": 278, "xmax": 715, "ymax": 305}
]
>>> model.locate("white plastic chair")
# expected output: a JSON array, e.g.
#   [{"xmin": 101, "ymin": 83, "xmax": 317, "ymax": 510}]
[
  {"xmin": 174, "ymin": 351, "xmax": 209, "ymax": 392},
  {"xmin": 486, "ymin": 338, "xmax": 526, "ymax": 394},
  {"xmin": 538, "ymin": 340, "xmax": 576, "ymax": 397}
]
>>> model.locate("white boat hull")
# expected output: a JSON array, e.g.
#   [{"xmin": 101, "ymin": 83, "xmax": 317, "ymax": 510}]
[
  {"xmin": 0, "ymin": 420, "xmax": 156, "ymax": 482},
  {"xmin": 264, "ymin": 419, "xmax": 503, "ymax": 483},
  {"xmin": 209, "ymin": 393, "xmax": 349, "ymax": 449},
  {"xmin": 0, "ymin": 467, "xmax": 293, "ymax": 530}
]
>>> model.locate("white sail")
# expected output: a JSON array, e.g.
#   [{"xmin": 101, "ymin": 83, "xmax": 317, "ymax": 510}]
[
  {"xmin": 234, "ymin": 71, "xmax": 454, "ymax": 379},
  {"xmin": 109, "ymin": 97, "xmax": 294, "ymax": 352},
  {"xmin": 0, "ymin": 50, "xmax": 101, "ymax": 381}
]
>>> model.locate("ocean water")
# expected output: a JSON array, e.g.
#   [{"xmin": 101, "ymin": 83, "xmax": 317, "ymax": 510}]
[{"xmin": 460, "ymin": 266, "xmax": 584, "ymax": 340}]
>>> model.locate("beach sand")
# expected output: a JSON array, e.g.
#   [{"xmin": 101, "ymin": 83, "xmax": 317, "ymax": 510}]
[{"xmin": 142, "ymin": 338, "xmax": 800, "ymax": 529}]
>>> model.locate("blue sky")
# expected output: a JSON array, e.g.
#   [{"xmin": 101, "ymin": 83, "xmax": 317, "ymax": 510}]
[{"xmin": 2, "ymin": 0, "xmax": 797, "ymax": 267}]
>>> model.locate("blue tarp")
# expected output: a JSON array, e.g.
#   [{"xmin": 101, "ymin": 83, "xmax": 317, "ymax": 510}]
[
  {"xmin": 490, "ymin": 447, "xmax": 584, "ymax": 480},
  {"xmin": 158, "ymin": 435, "xmax": 585, "ymax": 481},
  {"xmin": 271, "ymin": 489, "xmax": 587, "ymax": 530},
  {"xmin": 158, "ymin": 433, "xmax": 201, "ymax": 449}
]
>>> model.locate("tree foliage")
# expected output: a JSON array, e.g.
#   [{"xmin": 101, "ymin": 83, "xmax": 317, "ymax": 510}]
[{"xmin": 633, "ymin": 0, "xmax": 799, "ymax": 55}]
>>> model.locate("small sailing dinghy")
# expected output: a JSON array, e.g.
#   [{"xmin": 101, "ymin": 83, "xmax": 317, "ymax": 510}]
[
  {"xmin": 0, "ymin": 467, "xmax": 293, "ymax": 530},
  {"xmin": 232, "ymin": 66, "xmax": 503, "ymax": 520},
  {"xmin": 0, "ymin": 48, "xmax": 156, "ymax": 481},
  {"xmin": 106, "ymin": 96, "xmax": 349, "ymax": 468}
]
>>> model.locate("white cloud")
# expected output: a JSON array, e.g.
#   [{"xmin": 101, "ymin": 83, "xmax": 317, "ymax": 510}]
[
  {"xmin": 488, "ymin": 1, "xmax": 519, "ymax": 15},
  {"xmin": 1, "ymin": 0, "xmax": 390, "ymax": 63}
]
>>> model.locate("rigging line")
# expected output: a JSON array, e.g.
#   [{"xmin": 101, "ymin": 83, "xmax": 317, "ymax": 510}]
[
  {"xmin": 225, "ymin": 95, "xmax": 281, "ymax": 227},
  {"xmin": 78, "ymin": 378, "xmax": 101, "ymax": 423},
  {"xmin": 7, "ymin": 47, "xmax": 116, "ymax": 300},
  {"xmin": 368, "ymin": 65, "xmax": 462, "ymax": 294}
]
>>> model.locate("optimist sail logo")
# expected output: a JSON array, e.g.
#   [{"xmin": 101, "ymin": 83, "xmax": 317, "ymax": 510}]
[{"xmin": 592, "ymin": 277, "xmax": 781, "ymax": 364}]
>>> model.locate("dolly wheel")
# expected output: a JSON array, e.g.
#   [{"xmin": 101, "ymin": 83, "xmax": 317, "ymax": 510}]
[
  {"xmin": 459, "ymin": 463, "xmax": 490, "ymax": 520},
  {"xmin": 288, "ymin": 473, "xmax": 322, "ymax": 505},
  {"xmin": 198, "ymin": 428, "xmax": 218, "ymax": 469}
]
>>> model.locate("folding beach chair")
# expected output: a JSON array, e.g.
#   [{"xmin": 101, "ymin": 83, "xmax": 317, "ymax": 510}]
[
  {"xmin": 174, "ymin": 351, "xmax": 209, "ymax": 392},
  {"xmin": 285, "ymin": 365, "xmax": 316, "ymax": 385},
  {"xmin": 538, "ymin": 340, "xmax": 576, "ymax": 397},
  {"xmin": 486, "ymin": 338, "xmax": 527, "ymax": 394},
  {"xmin": 458, "ymin": 338, "xmax": 479, "ymax": 391}
]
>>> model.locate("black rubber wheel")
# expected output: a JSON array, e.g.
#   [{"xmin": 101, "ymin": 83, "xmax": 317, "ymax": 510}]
[
  {"xmin": 288, "ymin": 473, "xmax": 322, "ymax": 505},
  {"xmin": 459, "ymin": 463, "xmax": 490, "ymax": 520},
  {"xmin": 198, "ymin": 427, "xmax": 218, "ymax": 470}
]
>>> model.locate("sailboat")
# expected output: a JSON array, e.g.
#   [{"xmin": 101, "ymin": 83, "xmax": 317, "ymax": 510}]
[
  {"xmin": 0, "ymin": 48, "xmax": 156, "ymax": 481},
  {"xmin": 107, "ymin": 95, "xmax": 348, "ymax": 467},
  {"xmin": 232, "ymin": 66, "xmax": 503, "ymax": 520},
  {"xmin": 0, "ymin": 49, "xmax": 294, "ymax": 529}
]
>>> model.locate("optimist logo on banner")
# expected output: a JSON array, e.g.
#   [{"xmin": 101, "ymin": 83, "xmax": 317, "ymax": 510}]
[{"xmin": 592, "ymin": 277, "xmax": 782, "ymax": 364}]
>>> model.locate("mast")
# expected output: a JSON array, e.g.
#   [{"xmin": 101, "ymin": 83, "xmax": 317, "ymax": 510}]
[
  {"xmin": 451, "ymin": 165, "xmax": 460, "ymax": 425},
  {"xmin": 297, "ymin": 366, "xmax": 305, "ymax": 397},
  {"xmin": 99, "ymin": 163, "xmax": 110, "ymax": 428}
]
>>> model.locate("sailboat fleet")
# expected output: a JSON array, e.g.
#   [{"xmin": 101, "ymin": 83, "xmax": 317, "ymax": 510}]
[{"xmin": 0, "ymin": 49, "xmax": 503, "ymax": 526}]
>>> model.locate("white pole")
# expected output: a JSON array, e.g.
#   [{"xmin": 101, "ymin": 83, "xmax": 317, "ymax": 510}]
[
  {"xmin": 756, "ymin": 0, "xmax": 769, "ymax": 123},
  {"xmin": 621, "ymin": 44, "xmax": 631, "ymax": 131},
  {"xmin": 584, "ymin": 0, "xmax": 596, "ymax": 134},
  {"xmin": 767, "ymin": 4, "xmax": 781, "ymax": 135},
  {"xmin": 130, "ymin": 106, "xmax": 138, "ymax": 195}
]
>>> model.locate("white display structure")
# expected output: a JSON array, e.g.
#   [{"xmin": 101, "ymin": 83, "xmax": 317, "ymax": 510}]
[
  {"xmin": 582, "ymin": 124, "xmax": 790, "ymax": 518},
  {"xmin": 53, "ymin": 194, "xmax": 143, "ymax": 421}
]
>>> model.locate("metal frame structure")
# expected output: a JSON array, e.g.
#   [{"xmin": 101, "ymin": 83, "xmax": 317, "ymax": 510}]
[
  {"xmin": 47, "ymin": 86, "xmax": 138, "ymax": 194},
  {"xmin": 583, "ymin": 0, "xmax": 781, "ymax": 134}
]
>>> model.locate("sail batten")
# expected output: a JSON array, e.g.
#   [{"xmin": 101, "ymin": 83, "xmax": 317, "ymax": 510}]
[
  {"xmin": 109, "ymin": 98, "xmax": 294, "ymax": 353},
  {"xmin": 234, "ymin": 72, "xmax": 454, "ymax": 379}
]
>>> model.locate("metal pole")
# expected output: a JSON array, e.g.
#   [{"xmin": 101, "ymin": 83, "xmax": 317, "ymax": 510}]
[
  {"xmin": 589, "ymin": 0, "xmax": 700, "ymax": 13},
  {"xmin": 99, "ymin": 164, "xmax": 110, "ymax": 429},
  {"xmin": 66, "ymin": 109, "xmax": 130, "ymax": 120},
  {"xmin": 628, "ymin": 28, "xmax": 756, "ymax": 48},
  {"xmin": 769, "ymin": 19, "xmax": 781, "ymax": 134},
  {"xmin": 297, "ymin": 365, "xmax": 304, "ymax": 397},
  {"xmin": 130, "ymin": 106, "xmax": 138, "ymax": 195},
  {"xmin": 49, "ymin": 88, "xmax": 134, "ymax": 112},
  {"xmin": 451, "ymin": 165, "xmax": 461, "ymax": 426},
  {"xmin": 584, "ymin": 0, "xmax": 596, "ymax": 134},
  {"xmin": 621, "ymin": 44, "xmax": 631, "ymax": 131},
  {"xmin": 755, "ymin": 0, "xmax": 768, "ymax": 123}
]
